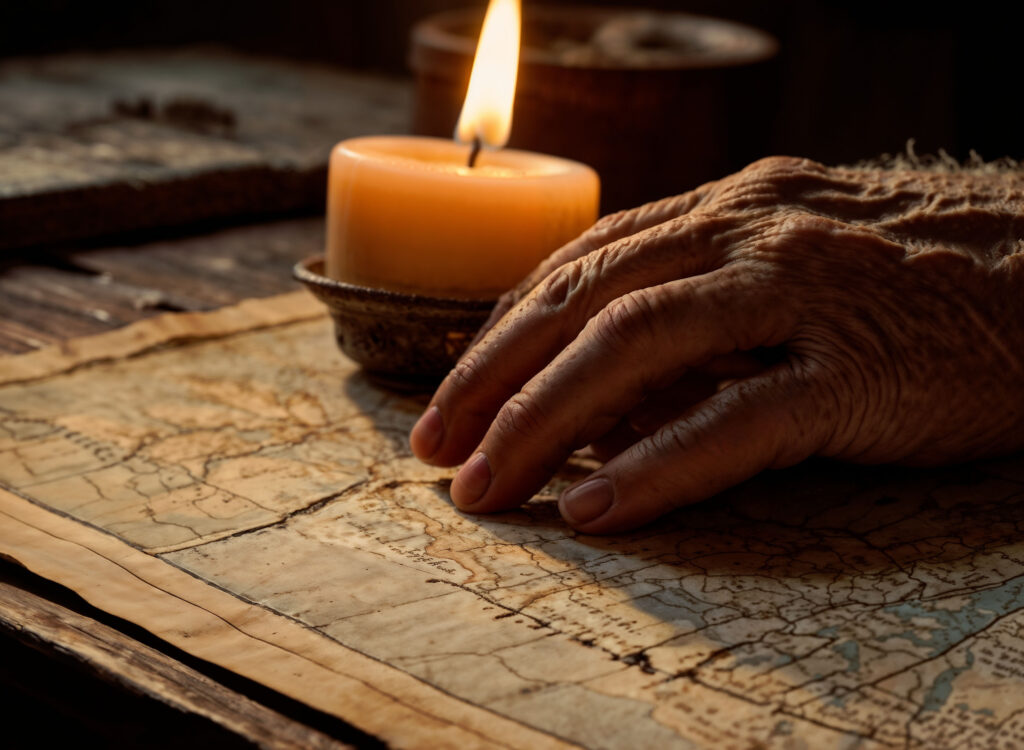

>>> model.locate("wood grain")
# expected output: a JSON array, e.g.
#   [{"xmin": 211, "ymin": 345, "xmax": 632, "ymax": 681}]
[
  {"xmin": 0, "ymin": 49, "xmax": 410, "ymax": 250},
  {"xmin": 0, "ymin": 580, "xmax": 352, "ymax": 749},
  {"xmin": 0, "ymin": 216, "xmax": 323, "ymax": 354}
]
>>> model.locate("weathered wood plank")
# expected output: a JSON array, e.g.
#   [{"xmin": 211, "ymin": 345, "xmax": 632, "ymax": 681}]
[
  {"xmin": 0, "ymin": 265, "xmax": 152, "ymax": 326},
  {"xmin": 0, "ymin": 50, "xmax": 410, "ymax": 250},
  {"xmin": 0, "ymin": 280, "xmax": 116, "ymax": 344},
  {"xmin": 0, "ymin": 579, "xmax": 353, "ymax": 750},
  {"xmin": 68, "ymin": 218, "xmax": 324, "ymax": 307},
  {"xmin": 0, "ymin": 217, "xmax": 323, "ymax": 353},
  {"xmin": 0, "ymin": 315, "xmax": 68, "ymax": 353}
]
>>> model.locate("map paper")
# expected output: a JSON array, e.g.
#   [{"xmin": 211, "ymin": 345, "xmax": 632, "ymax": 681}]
[{"xmin": 2, "ymin": 291, "xmax": 1024, "ymax": 749}]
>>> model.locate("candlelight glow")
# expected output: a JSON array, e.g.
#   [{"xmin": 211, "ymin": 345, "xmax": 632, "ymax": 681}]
[{"xmin": 455, "ymin": 0, "xmax": 521, "ymax": 149}]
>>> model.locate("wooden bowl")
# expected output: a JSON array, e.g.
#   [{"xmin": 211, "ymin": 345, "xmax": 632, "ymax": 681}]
[{"xmin": 293, "ymin": 256, "xmax": 494, "ymax": 389}]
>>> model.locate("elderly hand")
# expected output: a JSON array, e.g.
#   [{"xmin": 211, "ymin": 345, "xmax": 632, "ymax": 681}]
[{"xmin": 409, "ymin": 157, "xmax": 1024, "ymax": 533}]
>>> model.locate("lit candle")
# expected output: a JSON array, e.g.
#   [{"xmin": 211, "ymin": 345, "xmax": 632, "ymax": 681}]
[{"xmin": 325, "ymin": 0, "xmax": 600, "ymax": 300}]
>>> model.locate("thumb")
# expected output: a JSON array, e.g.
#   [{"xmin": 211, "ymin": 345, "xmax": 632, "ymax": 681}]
[{"xmin": 558, "ymin": 366, "xmax": 827, "ymax": 533}]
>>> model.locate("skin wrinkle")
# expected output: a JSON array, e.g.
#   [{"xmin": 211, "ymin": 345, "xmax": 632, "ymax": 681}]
[
  {"xmin": 538, "ymin": 218, "xmax": 733, "ymax": 352},
  {"xmin": 491, "ymin": 395, "xmax": 578, "ymax": 485},
  {"xmin": 786, "ymin": 227, "xmax": 944, "ymax": 460},
  {"xmin": 786, "ymin": 344, "xmax": 848, "ymax": 457},
  {"xmin": 415, "ymin": 156, "xmax": 1024, "ymax": 533},
  {"xmin": 791, "ymin": 329, "xmax": 872, "ymax": 459},
  {"xmin": 537, "ymin": 262, "xmax": 577, "ymax": 311},
  {"xmin": 751, "ymin": 370, "xmax": 817, "ymax": 469},
  {"xmin": 590, "ymin": 289, "xmax": 662, "ymax": 358}
]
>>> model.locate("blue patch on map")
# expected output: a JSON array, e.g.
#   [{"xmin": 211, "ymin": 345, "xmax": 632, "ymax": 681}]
[
  {"xmin": 878, "ymin": 575, "xmax": 1024, "ymax": 711},
  {"xmin": 832, "ymin": 640, "xmax": 861, "ymax": 672}
]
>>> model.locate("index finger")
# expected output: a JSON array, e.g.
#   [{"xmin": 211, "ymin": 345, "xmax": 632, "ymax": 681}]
[
  {"xmin": 410, "ymin": 207, "xmax": 741, "ymax": 468},
  {"xmin": 473, "ymin": 186, "xmax": 716, "ymax": 343}
]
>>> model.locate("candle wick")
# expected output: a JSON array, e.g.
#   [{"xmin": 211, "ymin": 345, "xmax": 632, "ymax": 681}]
[{"xmin": 467, "ymin": 137, "xmax": 482, "ymax": 168}]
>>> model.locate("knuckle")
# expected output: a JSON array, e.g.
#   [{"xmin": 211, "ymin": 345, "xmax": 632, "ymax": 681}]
[
  {"xmin": 719, "ymin": 159, "xmax": 829, "ymax": 212},
  {"xmin": 532, "ymin": 239, "xmax": 637, "ymax": 319},
  {"xmin": 779, "ymin": 210, "xmax": 833, "ymax": 234},
  {"xmin": 753, "ymin": 211, "xmax": 837, "ymax": 260},
  {"xmin": 495, "ymin": 392, "xmax": 548, "ymax": 441},
  {"xmin": 588, "ymin": 289, "xmax": 660, "ymax": 352},
  {"xmin": 582, "ymin": 233, "xmax": 648, "ymax": 284},
  {"xmin": 447, "ymin": 350, "xmax": 487, "ymax": 391},
  {"xmin": 536, "ymin": 259, "xmax": 586, "ymax": 311},
  {"xmin": 603, "ymin": 228, "xmax": 653, "ymax": 262}
]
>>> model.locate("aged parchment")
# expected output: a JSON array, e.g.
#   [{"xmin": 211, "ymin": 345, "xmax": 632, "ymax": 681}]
[{"xmin": 3, "ymin": 291, "xmax": 1024, "ymax": 749}]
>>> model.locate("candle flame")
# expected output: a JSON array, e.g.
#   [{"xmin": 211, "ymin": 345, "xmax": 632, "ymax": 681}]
[{"xmin": 455, "ymin": 0, "xmax": 520, "ymax": 149}]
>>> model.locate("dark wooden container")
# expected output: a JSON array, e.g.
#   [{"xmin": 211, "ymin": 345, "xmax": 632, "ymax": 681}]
[
  {"xmin": 410, "ymin": 6, "xmax": 778, "ymax": 214},
  {"xmin": 293, "ymin": 256, "xmax": 493, "ymax": 389}
]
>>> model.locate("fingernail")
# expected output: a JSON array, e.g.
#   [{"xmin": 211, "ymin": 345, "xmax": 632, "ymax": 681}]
[
  {"xmin": 410, "ymin": 406, "xmax": 443, "ymax": 459},
  {"xmin": 452, "ymin": 452, "xmax": 491, "ymax": 507},
  {"xmin": 560, "ymin": 478, "xmax": 614, "ymax": 525}
]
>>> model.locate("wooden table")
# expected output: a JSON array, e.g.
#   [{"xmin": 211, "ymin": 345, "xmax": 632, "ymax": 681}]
[
  {"xmin": 7, "ymin": 48, "xmax": 1024, "ymax": 750},
  {"xmin": 0, "ymin": 215, "xmax": 380, "ymax": 748},
  {"xmin": 0, "ymin": 49, "xmax": 413, "ymax": 746}
]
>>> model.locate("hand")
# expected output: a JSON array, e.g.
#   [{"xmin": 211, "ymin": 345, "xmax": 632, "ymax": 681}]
[{"xmin": 409, "ymin": 157, "xmax": 1024, "ymax": 533}]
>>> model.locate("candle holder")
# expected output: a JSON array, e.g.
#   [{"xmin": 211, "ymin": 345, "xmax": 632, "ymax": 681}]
[{"xmin": 293, "ymin": 256, "xmax": 494, "ymax": 389}]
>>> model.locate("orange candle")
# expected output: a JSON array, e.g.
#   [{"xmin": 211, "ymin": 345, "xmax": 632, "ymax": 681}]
[
  {"xmin": 324, "ymin": 0, "xmax": 600, "ymax": 300},
  {"xmin": 325, "ymin": 137, "xmax": 598, "ymax": 299}
]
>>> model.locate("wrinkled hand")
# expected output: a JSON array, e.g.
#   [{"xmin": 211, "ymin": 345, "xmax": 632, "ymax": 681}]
[{"xmin": 410, "ymin": 157, "xmax": 1024, "ymax": 533}]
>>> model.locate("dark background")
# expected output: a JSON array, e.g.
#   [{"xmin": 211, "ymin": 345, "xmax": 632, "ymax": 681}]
[{"xmin": 3, "ymin": 0, "xmax": 1020, "ymax": 169}]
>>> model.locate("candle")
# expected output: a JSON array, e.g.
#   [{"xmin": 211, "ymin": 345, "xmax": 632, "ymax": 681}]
[
  {"xmin": 324, "ymin": 0, "xmax": 600, "ymax": 300},
  {"xmin": 325, "ymin": 137, "xmax": 598, "ymax": 299}
]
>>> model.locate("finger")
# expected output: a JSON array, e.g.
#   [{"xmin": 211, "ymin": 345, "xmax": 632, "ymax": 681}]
[
  {"xmin": 589, "ymin": 352, "xmax": 770, "ymax": 461},
  {"xmin": 475, "ymin": 187, "xmax": 717, "ymax": 339},
  {"xmin": 412, "ymin": 210, "xmax": 743, "ymax": 467},
  {"xmin": 589, "ymin": 374, "xmax": 720, "ymax": 461},
  {"xmin": 449, "ymin": 267, "xmax": 796, "ymax": 511},
  {"xmin": 691, "ymin": 351, "xmax": 773, "ymax": 380},
  {"xmin": 627, "ymin": 350, "xmax": 771, "ymax": 431},
  {"xmin": 558, "ymin": 366, "xmax": 828, "ymax": 534},
  {"xmin": 589, "ymin": 422, "xmax": 643, "ymax": 463}
]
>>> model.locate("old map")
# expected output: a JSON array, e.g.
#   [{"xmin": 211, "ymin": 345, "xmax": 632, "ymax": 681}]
[{"xmin": 2, "ymin": 291, "xmax": 1024, "ymax": 748}]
